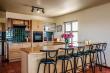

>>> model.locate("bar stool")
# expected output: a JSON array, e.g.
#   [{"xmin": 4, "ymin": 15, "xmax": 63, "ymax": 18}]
[
  {"xmin": 37, "ymin": 49, "xmax": 58, "ymax": 73},
  {"xmin": 58, "ymin": 48, "xmax": 74, "ymax": 73},
  {"xmin": 78, "ymin": 45, "xmax": 92, "ymax": 73},
  {"xmin": 70, "ymin": 46, "xmax": 86, "ymax": 73},
  {"xmin": 87, "ymin": 44, "xmax": 99, "ymax": 73},
  {"xmin": 95, "ymin": 43, "xmax": 107, "ymax": 71},
  {"xmin": 77, "ymin": 44, "xmax": 97, "ymax": 73}
]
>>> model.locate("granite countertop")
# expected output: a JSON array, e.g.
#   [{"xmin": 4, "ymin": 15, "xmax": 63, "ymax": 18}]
[
  {"xmin": 21, "ymin": 42, "xmax": 65, "ymax": 54},
  {"xmin": 21, "ymin": 42, "xmax": 86, "ymax": 54},
  {"xmin": 21, "ymin": 47, "xmax": 42, "ymax": 54}
]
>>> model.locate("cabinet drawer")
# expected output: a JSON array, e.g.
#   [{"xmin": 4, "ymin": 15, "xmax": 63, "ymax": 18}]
[
  {"xmin": 9, "ymin": 48, "xmax": 21, "ymax": 52},
  {"xmin": 9, "ymin": 51, "xmax": 21, "ymax": 60}
]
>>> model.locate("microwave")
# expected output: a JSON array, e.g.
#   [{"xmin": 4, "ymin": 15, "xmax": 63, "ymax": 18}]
[{"xmin": 33, "ymin": 31, "xmax": 43, "ymax": 42}]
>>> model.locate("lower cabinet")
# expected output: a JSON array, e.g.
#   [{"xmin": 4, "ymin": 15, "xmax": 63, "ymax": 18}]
[
  {"xmin": 9, "ymin": 48, "xmax": 21, "ymax": 62},
  {"xmin": 8, "ymin": 43, "xmax": 31, "ymax": 62}
]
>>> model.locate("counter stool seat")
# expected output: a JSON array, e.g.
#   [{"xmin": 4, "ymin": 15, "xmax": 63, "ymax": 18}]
[
  {"xmin": 70, "ymin": 53, "xmax": 81, "ymax": 57},
  {"xmin": 88, "ymin": 49, "xmax": 96, "ymax": 53},
  {"xmin": 58, "ymin": 55, "xmax": 71, "ymax": 60},
  {"xmin": 40, "ymin": 58, "xmax": 56, "ymax": 64},
  {"xmin": 95, "ymin": 49, "xmax": 103, "ymax": 51},
  {"xmin": 83, "ymin": 51, "xmax": 89, "ymax": 55},
  {"xmin": 78, "ymin": 51, "xmax": 89, "ymax": 55}
]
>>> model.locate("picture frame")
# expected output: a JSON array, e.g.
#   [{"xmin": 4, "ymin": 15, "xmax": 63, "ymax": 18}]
[{"xmin": 56, "ymin": 25, "xmax": 62, "ymax": 32}]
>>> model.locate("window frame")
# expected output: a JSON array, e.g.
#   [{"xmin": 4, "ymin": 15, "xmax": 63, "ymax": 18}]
[{"xmin": 64, "ymin": 20, "xmax": 78, "ymax": 43}]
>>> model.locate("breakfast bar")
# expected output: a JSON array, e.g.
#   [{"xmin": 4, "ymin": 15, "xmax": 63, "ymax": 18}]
[
  {"xmin": 21, "ymin": 44, "xmax": 66, "ymax": 73},
  {"xmin": 21, "ymin": 43, "xmax": 91, "ymax": 73}
]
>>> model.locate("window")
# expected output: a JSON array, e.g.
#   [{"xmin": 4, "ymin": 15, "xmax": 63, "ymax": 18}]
[{"xmin": 64, "ymin": 21, "xmax": 78, "ymax": 46}]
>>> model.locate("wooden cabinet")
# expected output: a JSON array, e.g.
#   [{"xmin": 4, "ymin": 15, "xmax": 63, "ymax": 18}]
[
  {"xmin": 7, "ymin": 19, "xmax": 44, "ymax": 62},
  {"xmin": 0, "ymin": 23, "xmax": 2, "ymax": 31},
  {"xmin": 9, "ymin": 44, "xmax": 22, "ymax": 62},
  {"xmin": 0, "ymin": 11, "xmax": 6, "ymax": 23},
  {"xmin": 8, "ymin": 43, "xmax": 31, "ymax": 62},
  {"xmin": 7, "ymin": 18, "xmax": 32, "ymax": 42},
  {"xmin": 32, "ymin": 20, "xmax": 43, "ymax": 31},
  {"xmin": 9, "ymin": 48, "xmax": 21, "ymax": 62}
]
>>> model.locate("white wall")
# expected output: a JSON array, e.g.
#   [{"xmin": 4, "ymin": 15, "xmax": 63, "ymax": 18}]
[{"xmin": 54, "ymin": 3, "xmax": 110, "ymax": 66}]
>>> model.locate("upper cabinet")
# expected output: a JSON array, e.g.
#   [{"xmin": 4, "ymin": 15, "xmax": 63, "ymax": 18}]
[
  {"xmin": 32, "ymin": 20, "xmax": 43, "ymax": 31},
  {"xmin": 6, "ymin": 18, "xmax": 32, "ymax": 42},
  {"xmin": 0, "ymin": 11, "xmax": 6, "ymax": 23}
]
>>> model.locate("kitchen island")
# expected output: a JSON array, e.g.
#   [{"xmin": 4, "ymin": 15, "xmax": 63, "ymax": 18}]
[
  {"xmin": 21, "ymin": 44, "xmax": 66, "ymax": 73},
  {"xmin": 21, "ymin": 43, "xmax": 89, "ymax": 73}
]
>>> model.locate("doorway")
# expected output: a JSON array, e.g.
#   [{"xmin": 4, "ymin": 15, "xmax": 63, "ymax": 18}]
[{"xmin": 0, "ymin": 23, "xmax": 5, "ymax": 62}]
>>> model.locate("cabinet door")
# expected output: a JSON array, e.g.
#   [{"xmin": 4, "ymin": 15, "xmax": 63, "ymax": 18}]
[
  {"xmin": 32, "ymin": 20, "xmax": 43, "ymax": 31},
  {"xmin": 9, "ymin": 50, "xmax": 21, "ymax": 59},
  {"xmin": 9, "ymin": 48, "xmax": 21, "ymax": 62}
]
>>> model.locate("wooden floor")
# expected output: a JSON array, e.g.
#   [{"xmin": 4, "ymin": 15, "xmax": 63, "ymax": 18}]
[
  {"xmin": 0, "ymin": 62, "xmax": 21, "ymax": 73},
  {"xmin": 0, "ymin": 57, "xmax": 110, "ymax": 73}
]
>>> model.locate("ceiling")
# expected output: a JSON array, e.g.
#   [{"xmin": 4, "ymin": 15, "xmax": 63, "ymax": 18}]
[{"xmin": 0, "ymin": 0, "xmax": 110, "ymax": 17}]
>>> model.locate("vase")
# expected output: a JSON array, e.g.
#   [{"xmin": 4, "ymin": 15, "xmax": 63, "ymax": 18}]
[
  {"xmin": 65, "ymin": 38, "xmax": 69, "ymax": 48},
  {"xmin": 65, "ymin": 38, "xmax": 69, "ymax": 43}
]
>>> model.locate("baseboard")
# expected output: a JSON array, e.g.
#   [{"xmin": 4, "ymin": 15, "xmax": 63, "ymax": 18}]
[
  {"xmin": 96, "ymin": 64, "xmax": 110, "ymax": 69},
  {"xmin": 60, "ymin": 64, "xmax": 110, "ymax": 73}
]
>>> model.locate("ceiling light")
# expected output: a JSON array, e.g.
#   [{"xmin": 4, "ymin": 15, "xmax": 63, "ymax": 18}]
[
  {"xmin": 37, "ymin": 10, "xmax": 40, "ymax": 13},
  {"xmin": 31, "ymin": 6, "xmax": 45, "ymax": 14}
]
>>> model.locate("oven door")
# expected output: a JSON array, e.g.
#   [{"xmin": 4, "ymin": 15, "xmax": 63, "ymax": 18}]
[{"xmin": 33, "ymin": 31, "xmax": 43, "ymax": 42}]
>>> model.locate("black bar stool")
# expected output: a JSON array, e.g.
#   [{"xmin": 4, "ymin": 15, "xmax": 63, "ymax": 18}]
[
  {"xmin": 74, "ymin": 44, "xmax": 97, "ymax": 73},
  {"xmin": 37, "ymin": 49, "xmax": 58, "ymax": 73},
  {"xmin": 78, "ymin": 45, "xmax": 92, "ymax": 73},
  {"xmin": 82, "ymin": 44, "xmax": 94, "ymax": 73},
  {"xmin": 72, "ymin": 44, "xmax": 97, "ymax": 73},
  {"xmin": 70, "ymin": 46, "xmax": 86, "ymax": 73},
  {"xmin": 88, "ymin": 44, "xmax": 99, "ymax": 73},
  {"xmin": 95, "ymin": 43, "xmax": 107, "ymax": 71},
  {"xmin": 58, "ymin": 47, "xmax": 74, "ymax": 73}
]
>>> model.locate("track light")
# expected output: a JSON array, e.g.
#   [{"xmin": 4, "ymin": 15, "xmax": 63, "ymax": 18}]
[{"xmin": 31, "ymin": 6, "xmax": 45, "ymax": 14}]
